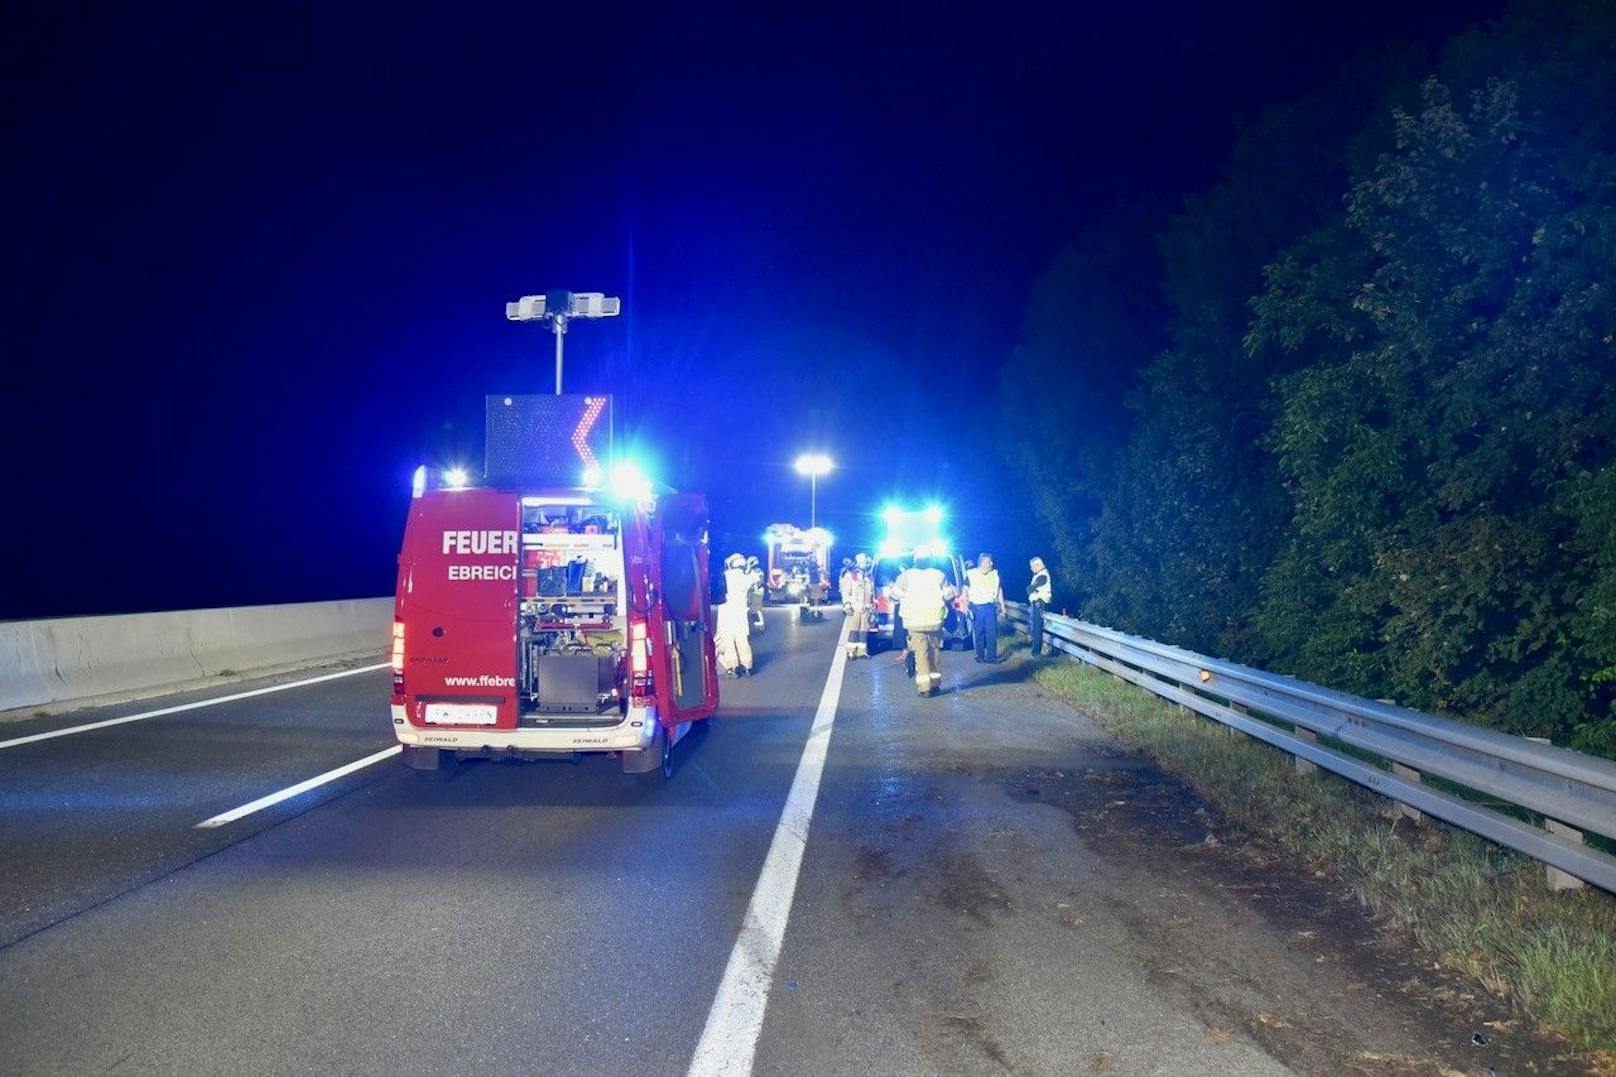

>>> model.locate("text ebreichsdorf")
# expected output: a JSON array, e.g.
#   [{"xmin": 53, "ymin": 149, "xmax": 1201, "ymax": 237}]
[{"xmin": 448, "ymin": 564, "xmax": 516, "ymax": 581}]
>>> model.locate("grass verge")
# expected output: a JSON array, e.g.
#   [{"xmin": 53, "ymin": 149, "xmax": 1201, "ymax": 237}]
[{"xmin": 1025, "ymin": 649, "xmax": 1616, "ymax": 1055}]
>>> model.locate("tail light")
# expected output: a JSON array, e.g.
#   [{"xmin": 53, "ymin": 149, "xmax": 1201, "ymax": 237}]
[
  {"xmin": 629, "ymin": 617, "xmax": 654, "ymax": 699},
  {"xmin": 390, "ymin": 620, "xmax": 406, "ymax": 696}
]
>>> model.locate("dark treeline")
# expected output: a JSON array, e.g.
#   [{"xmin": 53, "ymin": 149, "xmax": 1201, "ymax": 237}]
[{"xmin": 1002, "ymin": 1, "xmax": 1616, "ymax": 754}]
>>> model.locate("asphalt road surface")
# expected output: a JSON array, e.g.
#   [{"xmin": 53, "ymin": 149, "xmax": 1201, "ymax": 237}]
[{"xmin": 0, "ymin": 613, "xmax": 1569, "ymax": 1075}]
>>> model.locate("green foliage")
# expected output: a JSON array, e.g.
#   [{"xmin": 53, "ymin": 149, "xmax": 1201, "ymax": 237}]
[
  {"xmin": 1000, "ymin": 215, "xmax": 1165, "ymax": 609},
  {"xmin": 1252, "ymin": 33, "xmax": 1616, "ymax": 747},
  {"xmin": 1023, "ymin": 44, "xmax": 1428, "ymax": 656},
  {"xmin": 1006, "ymin": 0, "xmax": 1616, "ymax": 754}
]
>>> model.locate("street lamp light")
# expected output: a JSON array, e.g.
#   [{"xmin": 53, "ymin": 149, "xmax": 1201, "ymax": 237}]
[
  {"xmin": 793, "ymin": 453, "xmax": 834, "ymax": 530},
  {"xmin": 506, "ymin": 290, "xmax": 622, "ymax": 394}
]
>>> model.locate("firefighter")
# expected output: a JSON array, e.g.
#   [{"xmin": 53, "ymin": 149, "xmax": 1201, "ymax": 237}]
[
  {"xmin": 1028, "ymin": 556, "xmax": 1053, "ymax": 657},
  {"xmin": 890, "ymin": 553, "xmax": 955, "ymax": 696},
  {"xmin": 717, "ymin": 553, "xmax": 755, "ymax": 676},
  {"xmin": 842, "ymin": 554, "xmax": 875, "ymax": 658},
  {"xmin": 964, "ymin": 552, "xmax": 1007, "ymax": 663},
  {"xmin": 746, "ymin": 555, "xmax": 766, "ymax": 633},
  {"xmin": 838, "ymin": 558, "xmax": 856, "ymax": 614}
]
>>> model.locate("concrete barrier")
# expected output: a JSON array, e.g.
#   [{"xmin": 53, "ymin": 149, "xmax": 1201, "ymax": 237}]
[{"xmin": 0, "ymin": 598, "xmax": 392, "ymax": 714}]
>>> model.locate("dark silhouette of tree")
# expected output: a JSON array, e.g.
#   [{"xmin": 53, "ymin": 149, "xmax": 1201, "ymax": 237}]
[{"xmin": 1006, "ymin": 0, "xmax": 1616, "ymax": 753}]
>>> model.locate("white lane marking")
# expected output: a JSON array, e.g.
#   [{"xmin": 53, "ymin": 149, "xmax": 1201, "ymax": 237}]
[
  {"xmin": 195, "ymin": 745, "xmax": 402, "ymax": 828},
  {"xmin": 0, "ymin": 663, "xmax": 389, "ymax": 752},
  {"xmin": 688, "ymin": 621, "xmax": 850, "ymax": 1077}
]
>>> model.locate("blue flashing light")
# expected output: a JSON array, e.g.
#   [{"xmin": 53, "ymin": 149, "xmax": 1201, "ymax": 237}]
[
  {"xmin": 882, "ymin": 505, "xmax": 901, "ymax": 526},
  {"xmin": 444, "ymin": 467, "xmax": 470, "ymax": 490},
  {"xmin": 609, "ymin": 461, "xmax": 652, "ymax": 501},
  {"xmin": 411, "ymin": 466, "xmax": 427, "ymax": 499},
  {"xmin": 924, "ymin": 505, "xmax": 944, "ymax": 524}
]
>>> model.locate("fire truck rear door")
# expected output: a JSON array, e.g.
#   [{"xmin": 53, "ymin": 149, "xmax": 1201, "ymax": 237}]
[
  {"xmin": 402, "ymin": 490, "xmax": 519, "ymax": 729},
  {"xmin": 657, "ymin": 493, "xmax": 719, "ymax": 719}
]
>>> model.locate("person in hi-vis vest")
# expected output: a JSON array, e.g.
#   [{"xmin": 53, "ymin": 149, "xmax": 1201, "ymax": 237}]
[
  {"xmin": 1028, "ymin": 556, "xmax": 1053, "ymax": 657},
  {"xmin": 889, "ymin": 553, "xmax": 957, "ymax": 697},
  {"xmin": 964, "ymin": 552, "xmax": 1007, "ymax": 663},
  {"xmin": 841, "ymin": 553, "xmax": 875, "ymax": 659},
  {"xmin": 717, "ymin": 553, "xmax": 755, "ymax": 676}
]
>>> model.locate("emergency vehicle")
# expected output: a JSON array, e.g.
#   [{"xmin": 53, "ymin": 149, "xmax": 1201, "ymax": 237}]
[
  {"xmin": 390, "ymin": 394, "xmax": 720, "ymax": 779},
  {"xmin": 867, "ymin": 506, "xmax": 972, "ymax": 653},
  {"xmin": 763, "ymin": 523, "xmax": 832, "ymax": 605}
]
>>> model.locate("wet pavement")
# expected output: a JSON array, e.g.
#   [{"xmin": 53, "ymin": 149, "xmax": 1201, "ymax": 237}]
[{"xmin": 0, "ymin": 618, "xmax": 1587, "ymax": 1074}]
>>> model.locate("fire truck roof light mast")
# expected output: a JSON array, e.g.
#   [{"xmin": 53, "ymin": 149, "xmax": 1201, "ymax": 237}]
[{"xmin": 505, "ymin": 290, "xmax": 622, "ymax": 395}]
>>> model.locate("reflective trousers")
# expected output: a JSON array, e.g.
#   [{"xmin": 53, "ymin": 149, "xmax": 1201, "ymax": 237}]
[
  {"xmin": 716, "ymin": 604, "xmax": 753, "ymax": 672},
  {"xmin": 845, "ymin": 608, "xmax": 870, "ymax": 656},
  {"xmin": 910, "ymin": 627, "xmax": 942, "ymax": 694}
]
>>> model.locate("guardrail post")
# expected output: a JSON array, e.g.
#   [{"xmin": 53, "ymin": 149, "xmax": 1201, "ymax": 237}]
[
  {"xmin": 1389, "ymin": 764, "xmax": 1425, "ymax": 824},
  {"xmin": 1292, "ymin": 726, "xmax": 1319, "ymax": 777},
  {"xmin": 1543, "ymin": 819, "xmax": 1587, "ymax": 893},
  {"xmin": 1524, "ymin": 738, "xmax": 1587, "ymax": 892}
]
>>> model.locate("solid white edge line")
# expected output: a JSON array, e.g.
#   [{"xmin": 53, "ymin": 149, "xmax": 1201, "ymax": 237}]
[
  {"xmin": 0, "ymin": 662, "xmax": 391, "ymax": 751},
  {"xmin": 687, "ymin": 618, "xmax": 851, "ymax": 1077},
  {"xmin": 195, "ymin": 745, "xmax": 403, "ymax": 828}
]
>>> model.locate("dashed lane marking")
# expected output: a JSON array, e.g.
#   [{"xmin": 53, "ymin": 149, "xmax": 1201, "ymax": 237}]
[
  {"xmin": 195, "ymin": 745, "xmax": 402, "ymax": 828},
  {"xmin": 0, "ymin": 663, "xmax": 391, "ymax": 752}
]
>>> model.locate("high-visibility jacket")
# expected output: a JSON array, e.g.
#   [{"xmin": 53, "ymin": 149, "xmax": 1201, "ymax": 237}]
[
  {"xmin": 843, "ymin": 570, "xmax": 874, "ymax": 609},
  {"xmin": 892, "ymin": 566, "xmax": 949, "ymax": 630},
  {"xmin": 1029, "ymin": 569, "xmax": 1052, "ymax": 605},
  {"xmin": 719, "ymin": 567, "xmax": 753, "ymax": 637},
  {"xmin": 965, "ymin": 567, "xmax": 1002, "ymax": 606}
]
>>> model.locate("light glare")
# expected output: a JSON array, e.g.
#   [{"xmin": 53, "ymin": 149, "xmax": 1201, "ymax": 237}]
[
  {"xmin": 794, "ymin": 453, "xmax": 834, "ymax": 477},
  {"xmin": 610, "ymin": 461, "xmax": 652, "ymax": 501}
]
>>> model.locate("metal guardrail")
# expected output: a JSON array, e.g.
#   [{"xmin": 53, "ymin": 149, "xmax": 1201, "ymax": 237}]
[{"xmin": 1004, "ymin": 603, "xmax": 1616, "ymax": 895}]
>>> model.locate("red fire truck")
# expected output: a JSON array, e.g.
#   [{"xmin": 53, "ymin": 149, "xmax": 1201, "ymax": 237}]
[
  {"xmin": 763, "ymin": 523, "xmax": 832, "ymax": 605},
  {"xmin": 390, "ymin": 395, "xmax": 720, "ymax": 779}
]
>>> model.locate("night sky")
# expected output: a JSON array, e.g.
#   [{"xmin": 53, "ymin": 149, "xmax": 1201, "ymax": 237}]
[{"xmin": 3, "ymin": 1, "xmax": 1491, "ymax": 619}]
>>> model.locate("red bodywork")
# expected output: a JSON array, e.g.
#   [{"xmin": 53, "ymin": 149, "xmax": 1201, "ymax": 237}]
[{"xmin": 391, "ymin": 485, "xmax": 719, "ymax": 747}]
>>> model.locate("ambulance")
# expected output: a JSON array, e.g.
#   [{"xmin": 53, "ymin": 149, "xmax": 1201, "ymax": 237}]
[
  {"xmin": 390, "ymin": 394, "xmax": 720, "ymax": 779},
  {"xmin": 867, "ymin": 505, "xmax": 972, "ymax": 653}
]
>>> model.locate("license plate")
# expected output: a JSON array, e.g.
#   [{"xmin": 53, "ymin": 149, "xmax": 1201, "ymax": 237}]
[{"xmin": 423, "ymin": 703, "xmax": 499, "ymax": 726}]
